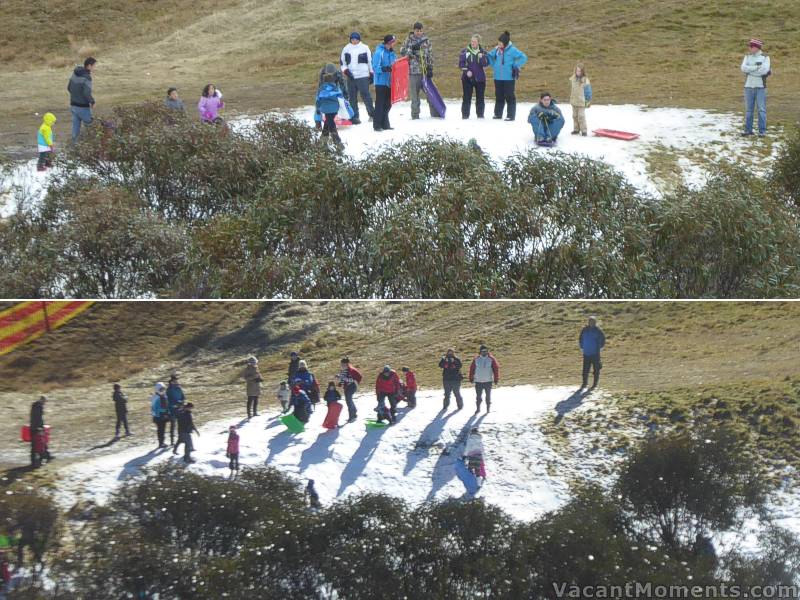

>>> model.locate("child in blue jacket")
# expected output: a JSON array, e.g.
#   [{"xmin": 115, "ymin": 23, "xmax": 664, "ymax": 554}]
[{"xmin": 316, "ymin": 64, "xmax": 345, "ymax": 146}]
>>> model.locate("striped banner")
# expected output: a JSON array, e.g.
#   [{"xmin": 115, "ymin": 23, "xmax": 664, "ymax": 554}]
[{"xmin": 0, "ymin": 301, "xmax": 94, "ymax": 356}]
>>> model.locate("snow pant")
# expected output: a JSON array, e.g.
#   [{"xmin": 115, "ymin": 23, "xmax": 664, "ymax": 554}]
[
  {"xmin": 174, "ymin": 432, "xmax": 194, "ymax": 460},
  {"xmin": 229, "ymin": 452, "xmax": 239, "ymax": 470},
  {"xmin": 347, "ymin": 76, "xmax": 374, "ymax": 120},
  {"xmin": 443, "ymin": 380, "xmax": 463, "ymax": 410},
  {"xmin": 406, "ymin": 390, "xmax": 417, "ymax": 408},
  {"xmin": 31, "ymin": 442, "xmax": 50, "ymax": 467},
  {"xmin": 493, "ymin": 80, "xmax": 517, "ymax": 120},
  {"xmin": 37, "ymin": 151, "xmax": 53, "ymax": 170},
  {"xmin": 571, "ymin": 105, "xmax": 587, "ymax": 134},
  {"xmin": 343, "ymin": 382, "xmax": 358, "ymax": 420},
  {"xmin": 475, "ymin": 382, "xmax": 492, "ymax": 411},
  {"xmin": 321, "ymin": 113, "xmax": 341, "ymax": 142},
  {"xmin": 461, "ymin": 78, "xmax": 486, "ymax": 118},
  {"xmin": 115, "ymin": 408, "xmax": 130, "ymax": 436},
  {"xmin": 530, "ymin": 115, "xmax": 565, "ymax": 142},
  {"xmin": 409, "ymin": 74, "xmax": 434, "ymax": 119},
  {"xmin": 153, "ymin": 417, "xmax": 166, "ymax": 446},
  {"xmin": 373, "ymin": 85, "xmax": 392, "ymax": 130},
  {"xmin": 169, "ymin": 417, "xmax": 178, "ymax": 445},
  {"xmin": 70, "ymin": 106, "xmax": 93, "ymax": 142},
  {"xmin": 744, "ymin": 87, "xmax": 767, "ymax": 134},
  {"xmin": 376, "ymin": 392, "xmax": 397, "ymax": 422},
  {"xmin": 582, "ymin": 354, "xmax": 602, "ymax": 388},
  {"xmin": 247, "ymin": 395, "xmax": 259, "ymax": 418}
]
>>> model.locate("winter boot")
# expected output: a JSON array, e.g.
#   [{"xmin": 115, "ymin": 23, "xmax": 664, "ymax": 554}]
[{"xmin": 485, "ymin": 401, "xmax": 491, "ymax": 413}]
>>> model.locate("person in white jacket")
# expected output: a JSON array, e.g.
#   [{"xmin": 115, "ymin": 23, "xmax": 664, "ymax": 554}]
[
  {"xmin": 740, "ymin": 38, "xmax": 771, "ymax": 136},
  {"xmin": 340, "ymin": 32, "xmax": 374, "ymax": 124},
  {"xmin": 468, "ymin": 345, "xmax": 500, "ymax": 413}
]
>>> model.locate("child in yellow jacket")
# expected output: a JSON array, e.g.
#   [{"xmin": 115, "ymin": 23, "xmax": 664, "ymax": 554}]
[{"xmin": 37, "ymin": 113, "xmax": 56, "ymax": 171}]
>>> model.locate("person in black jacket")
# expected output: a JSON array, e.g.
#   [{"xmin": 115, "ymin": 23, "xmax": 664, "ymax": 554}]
[
  {"xmin": 287, "ymin": 351, "xmax": 301, "ymax": 384},
  {"xmin": 173, "ymin": 403, "xmax": 199, "ymax": 463},
  {"xmin": 67, "ymin": 57, "xmax": 97, "ymax": 142},
  {"xmin": 112, "ymin": 384, "xmax": 131, "ymax": 438},
  {"xmin": 438, "ymin": 349, "xmax": 464, "ymax": 410},
  {"xmin": 29, "ymin": 396, "xmax": 50, "ymax": 465}
]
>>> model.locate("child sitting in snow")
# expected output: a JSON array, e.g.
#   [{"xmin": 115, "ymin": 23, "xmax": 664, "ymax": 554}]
[
  {"xmin": 36, "ymin": 113, "xmax": 56, "ymax": 172},
  {"xmin": 463, "ymin": 427, "xmax": 486, "ymax": 486},
  {"xmin": 277, "ymin": 381, "xmax": 291, "ymax": 414},
  {"xmin": 226, "ymin": 425, "xmax": 240, "ymax": 472}
]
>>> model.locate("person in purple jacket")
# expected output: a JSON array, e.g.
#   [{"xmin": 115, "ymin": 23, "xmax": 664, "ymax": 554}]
[
  {"xmin": 198, "ymin": 83, "xmax": 225, "ymax": 124},
  {"xmin": 459, "ymin": 35, "xmax": 490, "ymax": 119}
]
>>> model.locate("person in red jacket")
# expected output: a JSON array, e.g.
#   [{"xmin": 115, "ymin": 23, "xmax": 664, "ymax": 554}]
[
  {"xmin": 375, "ymin": 365, "xmax": 401, "ymax": 424},
  {"xmin": 1, "ymin": 551, "xmax": 11, "ymax": 590},
  {"xmin": 468, "ymin": 344, "xmax": 500, "ymax": 413},
  {"xmin": 401, "ymin": 366, "xmax": 417, "ymax": 408},
  {"xmin": 226, "ymin": 425, "xmax": 240, "ymax": 473}
]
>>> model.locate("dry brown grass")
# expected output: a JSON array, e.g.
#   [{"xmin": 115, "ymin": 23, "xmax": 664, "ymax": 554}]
[
  {"xmin": 2, "ymin": 0, "xmax": 799, "ymax": 156},
  {"xmin": 0, "ymin": 301, "xmax": 798, "ymax": 470}
]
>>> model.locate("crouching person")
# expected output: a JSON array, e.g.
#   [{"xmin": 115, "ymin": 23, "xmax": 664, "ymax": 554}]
[{"xmin": 528, "ymin": 92, "xmax": 565, "ymax": 145}]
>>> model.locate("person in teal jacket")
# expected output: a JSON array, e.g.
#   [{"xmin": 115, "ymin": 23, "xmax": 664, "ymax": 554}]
[
  {"xmin": 487, "ymin": 31, "xmax": 528, "ymax": 121},
  {"xmin": 315, "ymin": 65, "xmax": 346, "ymax": 146},
  {"xmin": 372, "ymin": 35, "xmax": 398, "ymax": 132}
]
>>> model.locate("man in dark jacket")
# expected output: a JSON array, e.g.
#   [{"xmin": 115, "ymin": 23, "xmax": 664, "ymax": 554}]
[
  {"xmin": 288, "ymin": 351, "xmax": 301, "ymax": 384},
  {"xmin": 166, "ymin": 373, "xmax": 185, "ymax": 444},
  {"xmin": 67, "ymin": 57, "xmax": 97, "ymax": 142},
  {"xmin": 174, "ymin": 402, "xmax": 199, "ymax": 463},
  {"xmin": 579, "ymin": 316, "xmax": 606, "ymax": 390},
  {"xmin": 112, "ymin": 384, "xmax": 131, "ymax": 438},
  {"xmin": 29, "ymin": 396, "xmax": 50, "ymax": 465},
  {"xmin": 438, "ymin": 348, "xmax": 464, "ymax": 410}
]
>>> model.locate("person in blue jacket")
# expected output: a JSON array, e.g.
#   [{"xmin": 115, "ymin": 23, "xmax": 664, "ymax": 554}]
[
  {"xmin": 289, "ymin": 385, "xmax": 313, "ymax": 424},
  {"xmin": 528, "ymin": 92, "xmax": 565, "ymax": 145},
  {"xmin": 372, "ymin": 35, "xmax": 398, "ymax": 132},
  {"xmin": 487, "ymin": 31, "xmax": 527, "ymax": 121},
  {"xmin": 579, "ymin": 316, "xmax": 606, "ymax": 390},
  {"xmin": 166, "ymin": 373, "xmax": 185, "ymax": 445},
  {"xmin": 315, "ymin": 64, "xmax": 345, "ymax": 147},
  {"xmin": 150, "ymin": 382, "xmax": 169, "ymax": 449}
]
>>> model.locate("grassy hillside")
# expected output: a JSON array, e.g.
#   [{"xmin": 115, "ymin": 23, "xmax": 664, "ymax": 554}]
[
  {"xmin": 1, "ymin": 0, "xmax": 798, "ymax": 156},
  {"xmin": 0, "ymin": 301, "xmax": 798, "ymax": 472}
]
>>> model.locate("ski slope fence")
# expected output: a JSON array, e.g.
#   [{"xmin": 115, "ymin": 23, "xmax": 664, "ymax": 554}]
[{"xmin": 0, "ymin": 301, "xmax": 94, "ymax": 356}]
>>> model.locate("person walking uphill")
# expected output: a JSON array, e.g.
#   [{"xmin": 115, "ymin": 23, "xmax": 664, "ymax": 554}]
[
  {"xmin": 740, "ymin": 38, "xmax": 771, "ymax": 136},
  {"xmin": 112, "ymin": 383, "xmax": 131, "ymax": 438},
  {"xmin": 487, "ymin": 32, "xmax": 527, "ymax": 121},
  {"xmin": 288, "ymin": 351, "xmax": 301, "ymax": 384},
  {"xmin": 341, "ymin": 32, "xmax": 374, "ymax": 124},
  {"xmin": 372, "ymin": 35, "xmax": 398, "ymax": 132},
  {"xmin": 244, "ymin": 356, "xmax": 263, "ymax": 419},
  {"xmin": 401, "ymin": 22, "xmax": 436, "ymax": 120},
  {"xmin": 67, "ymin": 57, "xmax": 97, "ymax": 142},
  {"xmin": 439, "ymin": 348, "xmax": 464, "ymax": 410},
  {"xmin": 579, "ymin": 316, "xmax": 606, "ymax": 390},
  {"xmin": 568, "ymin": 63, "xmax": 592, "ymax": 136},
  {"xmin": 469, "ymin": 345, "xmax": 499, "ymax": 413},
  {"xmin": 459, "ymin": 35, "xmax": 489, "ymax": 119},
  {"xmin": 151, "ymin": 382, "xmax": 169, "ymax": 449},
  {"xmin": 337, "ymin": 356, "xmax": 363, "ymax": 423},
  {"xmin": 29, "ymin": 395, "xmax": 51, "ymax": 466}
]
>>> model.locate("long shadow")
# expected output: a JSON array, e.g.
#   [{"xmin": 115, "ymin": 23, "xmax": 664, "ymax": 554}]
[
  {"xmin": 265, "ymin": 430, "xmax": 303, "ymax": 465},
  {"xmin": 217, "ymin": 417, "xmax": 251, "ymax": 435},
  {"xmin": 300, "ymin": 429, "xmax": 340, "ymax": 470},
  {"xmin": 0, "ymin": 464, "xmax": 36, "ymax": 487},
  {"xmin": 403, "ymin": 409, "xmax": 458, "ymax": 476},
  {"xmin": 426, "ymin": 414, "xmax": 486, "ymax": 501},
  {"xmin": 88, "ymin": 437, "xmax": 120, "ymax": 451},
  {"xmin": 553, "ymin": 389, "xmax": 591, "ymax": 425},
  {"xmin": 337, "ymin": 425, "xmax": 390, "ymax": 496},
  {"xmin": 117, "ymin": 447, "xmax": 170, "ymax": 481}
]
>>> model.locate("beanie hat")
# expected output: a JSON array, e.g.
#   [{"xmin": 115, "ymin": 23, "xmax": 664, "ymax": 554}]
[
  {"xmin": 413, "ymin": 22, "xmax": 424, "ymax": 30},
  {"xmin": 499, "ymin": 31, "xmax": 511, "ymax": 46},
  {"xmin": 350, "ymin": 32, "xmax": 361, "ymax": 41},
  {"xmin": 383, "ymin": 365, "xmax": 391, "ymax": 372},
  {"xmin": 384, "ymin": 34, "xmax": 396, "ymax": 44},
  {"xmin": 748, "ymin": 38, "xmax": 764, "ymax": 48},
  {"xmin": 290, "ymin": 351, "xmax": 298, "ymax": 357},
  {"xmin": 299, "ymin": 359, "xmax": 308, "ymax": 369},
  {"xmin": 479, "ymin": 344, "xmax": 488, "ymax": 352},
  {"xmin": 155, "ymin": 382, "xmax": 166, "ymax": 392}
]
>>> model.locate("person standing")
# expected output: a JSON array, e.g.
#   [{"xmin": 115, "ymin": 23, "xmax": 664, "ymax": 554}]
[
  {"xmin": 459, "ymin": 35, "xmax": 489, "ymax": 119},
  {"xmin": 226, "ymin": 425, "xmax": 240, "ymax": 473},
  {"xmin": 740, "ymin": 38, "xmax": 771, "ymax": 137},
  {"xmin": 401, "ymin": 366, "xmax": 417, "ymax": 408},
  {"xmin": 568, "ymin": 63, "xmax": 592, "ymax": 136},
  {"xmin": 277, "ymin": 381, "xmax": 291, "ymax": 413},
  {"xmin": 112, "ymin": 384, "xmax": 131, "ymax": 438},
  {"xmin": 375, "ymin": 365, "xmax": 401, "ymax": 424},
  {"xmin": 315, "ymin": 66, "xmax": 346, "ymax": 147},
  {"xmin": 337, "ymin": 356, "xmax": 363, "ymax": 423},
  {"xmin": 67, "ymin": 57, "xmax": 97, "ymax": 142},
  {"xmin": 166, "ymin": 373, "xmax": 185, "ymax": 445},
  {"xmin": 468, "ymin": 345, "xmax": 500, "ymax": 413},
  {"xmin": 487, "ymin": 31, "xmax": 527, "ymax": 121},
  {"xmin": 165, "ymin": 87, "xmax": 186, "ymax": 112},
  {"xmin": 175, "ymin": 402, "xmax": 199, "ymax": 463},
  {"xmin": 438, "ymin": 348, "xmax": 464, "ymax": 410},
  {"xmin": 579, "ymin": 316, "xmax": 606, "ymax": 390},
  {"xmin": 244, "ymin": 356, "xmax": 263, "ymax": 418},
  {"xmin": 341, "ymin": 32, "xmax": 374, "ymax": 124},
  {"xmin": 29, "ymin": 396, "xmax": 49, "ymax": 466},
  {"xmin": 150, "ymin": 382, "xmax": 169, "ymax": 449},
  {"xmin": 36, "ymin": 113, "xmax": 57, "ymax": 172},
  {"xmin": 305, "ymin": 479, "xmax": 321, "ymax": 509},
  {"xmin": 372, "ymin": 35, "xmax": 398, "ymax": 132},
  {"xmin": 287, "ymin": 351, "xmax": 301, "ymax": 384},
  {"xmin": 293, "ymin": 360, "xmax": 320, "ymax": 403},
  {"xmin": 400, "ymin": 22, "xmax": 435, "ymax": 120}
]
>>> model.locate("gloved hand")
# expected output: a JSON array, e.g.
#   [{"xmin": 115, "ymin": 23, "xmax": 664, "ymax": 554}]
[
  {"xmin": 382, "ymin": 65, "xmax": 392, "ymax": 73},
  {"xmin": 538, "ymin": 112, "xmax": 546, "ymax": 121}
]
